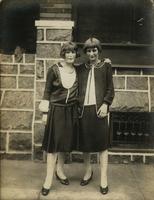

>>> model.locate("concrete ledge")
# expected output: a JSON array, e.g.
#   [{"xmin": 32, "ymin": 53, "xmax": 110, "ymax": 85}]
[{"xmin": 35, "ymin": 20, "xmax": 74, "ymax": 29}]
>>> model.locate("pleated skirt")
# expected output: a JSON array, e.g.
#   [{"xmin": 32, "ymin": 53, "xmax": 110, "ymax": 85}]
[
  {"xmin": 42, "ymin": 103, "xmax": 78, "ymax": 153},
  {"xmin": 79, "ymin": 105, "xmax": 109, "ymax": 152}
]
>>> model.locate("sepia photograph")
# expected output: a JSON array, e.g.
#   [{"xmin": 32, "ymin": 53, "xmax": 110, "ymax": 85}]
[{"xmin": 0, "ymin": 0, "xmax": 154, "ymax": 200}]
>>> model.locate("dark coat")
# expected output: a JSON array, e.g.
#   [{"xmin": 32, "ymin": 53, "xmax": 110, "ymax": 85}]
[{"xmin": 77, "ymin": 61, "xmax": 115, "ymax": 117}]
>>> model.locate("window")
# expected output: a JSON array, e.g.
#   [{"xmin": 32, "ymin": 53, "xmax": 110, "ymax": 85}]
[{"xmin": 72, "ymin": 0, "xmax": 153, "ymax": 45}]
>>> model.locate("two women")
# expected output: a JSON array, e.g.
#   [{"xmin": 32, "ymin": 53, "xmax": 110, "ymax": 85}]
[
  {"xmin": 39, "ymin": 38, "xmax": 114, "ymax": 196},
  {"xmin": 39, "ymin": 42, "xmax": 78, "ymax": 196}
]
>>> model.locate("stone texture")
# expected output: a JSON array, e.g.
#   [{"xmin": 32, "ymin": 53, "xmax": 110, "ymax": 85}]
[
  {"xmin": 25, "ymin": 54, "xmax": 35, "ymax": 63},
  {"xmin": 36, "ymin": 82, "xmax": 45, "ymax": 100},
  {"xmin": 1, "ymin": 54, "xmax": 13, "ymax": 63},
  {"xmin": 1, "ymin": 111, "xmax": 33, "ymax": 130},
  {"xmin": 46, "ymin": 29, "xmax": 72, "ymax": 41},
  {"xmin": 0, "ymin": 64, "xmax": 18, "ymax": 74},
  {"xmin": 34, "ymin": 123, "xmax": 44, "ymax": 144},
  {"xmin": 36, "ymin": 60, "xmax": 44, "ymax": 79},
  {"xmin": 20, "ymin": 64, "xmax": 35, "ymax": 74},
  {"xmin": 111, "ymin": 91, "xmax": 149, "ymax": 111},
  {"xmin": 113, "ymin": 77, "xmax": 125, "ymax": 89},
  {"xmin": 14, "ymin": 53, "xmax": 23, "ymax": 63},
  {"xmin": 36, "ymin": 44, "xmax": 61, "ymax": 58},
  {"xmin": 150, "ymin": 77, "xmax": 154, "ymax": 111},
  {"xmin": 35, "ymin": 102, "xmax": 42, "ymax": 121},
  {"xmin": 34, "ymin": 145, "xmax": 43, "ymax": 160},
  {"xmin": 127, "ymin": 77, "xmax": 148, "ymax": 90},
  {"xmin": 117, "ymin": 68, "xmax": 141, "ymax": 75},
  {"xmin": 0, "ymin": 76, "xmax": 16, "ymax": 88},
  {"xmin": 0, "ymin": 132, "xmax": 6, "ymax": 151},
  {"xmin": 9, "ymin": 133, "xmax": 32, "ymax": 151},
  {"xmin": 18, "ymin": 77, "xmax": 34, "ymax": 89},
  {"xmin": 2, "ymin": 91, "xmax": 34, "ymax": 109},
  {"xmin": 0, "ymin": 90, "xmax": 3, "ymax": 101},
  {"xmin": 37, "ymin": 29, "xmax": 44, "ymax": 41}
]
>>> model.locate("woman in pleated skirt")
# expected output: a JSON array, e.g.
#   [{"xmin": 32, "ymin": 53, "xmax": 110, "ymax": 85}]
[{"xmin": 39, "ymin": 42, "xmax": 78, "ymax": 196}]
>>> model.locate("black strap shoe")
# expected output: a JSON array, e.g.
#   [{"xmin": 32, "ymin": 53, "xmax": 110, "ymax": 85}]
[
  {"xmin": 41, "ymin": 187, "xmax": 50, "ymax": 196},
  {"xmin": 100, "ymin": 186, "xmax": 109, "ymax": 195},
  {"xmin": 55, "ymin": 171, "xmax": 69, "ymax": 185},
  {"xmin": 80, "ymin": 171, "xmax": 93, "ymax": 186}
]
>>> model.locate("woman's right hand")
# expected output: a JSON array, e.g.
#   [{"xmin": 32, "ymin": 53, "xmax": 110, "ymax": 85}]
[{"xmin": 42, "ymin": 114, "xmax": 48, "ymax": 125}]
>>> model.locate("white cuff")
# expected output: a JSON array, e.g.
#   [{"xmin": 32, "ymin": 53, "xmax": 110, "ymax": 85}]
[{"xmin": 39, "ymin": 100, "xmax": 49, "ymax": 112}]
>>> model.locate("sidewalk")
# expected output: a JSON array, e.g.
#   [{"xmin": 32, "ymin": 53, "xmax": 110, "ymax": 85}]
[{"xmin": 0, "ymin": 160, "xmax": 154, "ymax": 200}]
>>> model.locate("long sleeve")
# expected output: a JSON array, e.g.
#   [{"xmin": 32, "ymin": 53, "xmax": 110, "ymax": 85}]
[
  {"xmin": 103, "ymin": 63, "xmax": 115, "ymax": 105},
  {"xmin": 43, "ymin": 67, "xmax": 55, "ymax": 100}
]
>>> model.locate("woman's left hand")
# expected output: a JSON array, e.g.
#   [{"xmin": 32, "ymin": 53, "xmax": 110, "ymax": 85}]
[{"xmin": 97, "ymin": 104, "xmax": 108, "ymax": 118}]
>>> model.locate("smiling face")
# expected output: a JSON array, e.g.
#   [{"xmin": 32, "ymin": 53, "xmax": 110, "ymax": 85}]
[
  {"xmin": 64, "ymin": 50, "xmax": 76, "ymax": 64},
  {"xmin": 86, "ymin": 47, "xmax": 99, "ymax": 63}
]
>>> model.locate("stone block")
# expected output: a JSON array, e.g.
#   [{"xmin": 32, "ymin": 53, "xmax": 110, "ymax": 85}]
[
  {"xmin": 9, "ymin": 133, "xmax": 32, "ymax": 151},
  {"xmin": 150, "ymin": 78, "xmax": 154, "ymax": 111},
  {"xmin": 117, "ymin": 68, "xmax": 140, "ymax": 75},
  {"xmin": 37, "ymin": 29, "xmax": 44, "ymax": 41},
  {"xmin": 113, "ymin": 77, "xmax": 125, "ymax": 89},
  {"xmin": 34, "ymin": 145, "xmax": 43, "ymax": 160},
  {"xmin": 36, "ymin": 60, "xmax": 44, "ymax": 79},
  {"xmin": 111, "ymin": 91, "xmax": 149, "ymax": 112},
  {"xmin": 1, "ymin": 54, "xmax": 13, "ymax": 63},
  {"xmin": 0, "ymin": 132, "xmax": 6, "ymax": 151},
  {"xmin": 0, "ymin": 76, "xmax": 16, "ymax": 89},
  {"xmin": 127, "ymin": 77, "xmax": 148, "ymax": 90},
  {"xmin": 20, "ymin": 64, "xmax": 35, "ymax": 74},
  {"xmin": 34, "ymin": 123, "xmax": 45, "ymax": 144},
  {"xmin": 25, "ymin": 54, "xmax": 35, "ymax": 63},
  {"xmin": 0, "ymin": 64, "xmax": 18, "ymax": 74},
  {"xmin": 14, "ymin": 53, "xmax": 23, "ymax": 63},
  {"xmin": 1, "ymin": 111, "xmax": 33, "ymax": 130},
  {"xmin": 46, "ymin": 29, "xmax": 72, "ymax": 41},
  {"xmin": 36, "ymin": 82, "xmax": 45, "ymax": 100},
  {"xmin": 37, "ymin": 44, "xmax": 61, "ymax": 58},
  {"xmin": 18, "ymin": 76, "xmax": 34, "ymax": 89},
  {"xmin": 35, "ymin": 102, "xmax": 42, "ymax": 121},
  {"xmin": 2, "ymin": 91, "xmax": 34, "ymax": 109},
  {"xmin": 71, "ymin": 153, "xmax": 83, "ymax": 163}
]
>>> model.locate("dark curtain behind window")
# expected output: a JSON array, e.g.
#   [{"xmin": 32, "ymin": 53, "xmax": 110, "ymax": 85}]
[
  {"xmin": 72, "ymin": 0, "xmax": 153, "ymax": 44},
  {"xmin": 0, "ymin": 0, "xmax": 40, "ymax": 54}
]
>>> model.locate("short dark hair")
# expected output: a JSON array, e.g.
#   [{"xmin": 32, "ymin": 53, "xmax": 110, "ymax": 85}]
[
  {"xmin": 60, "ymin": 42, "xmax": 77, "ymax": 58},
  {"xmin": 83, "ymin": 37, "xmax": 102, "ymax": 53}
]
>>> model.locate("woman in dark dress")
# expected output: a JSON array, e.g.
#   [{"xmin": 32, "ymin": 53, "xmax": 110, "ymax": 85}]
[
  {"xmin": 77, "ymin": 38, "xmax": 114, "ymax": 194},
  {"xmin": 39, "ymin": 42, "xmax": 78, "ymax": 196}
]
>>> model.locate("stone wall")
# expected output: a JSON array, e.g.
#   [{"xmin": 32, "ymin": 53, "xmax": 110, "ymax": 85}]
[
  {"xmin": 111, "ymin": 66, "xmax": 154, "ymax": 112},
  {"xmin": 0, "ymin": 53, "xmax": 35, "ymax": 159}
]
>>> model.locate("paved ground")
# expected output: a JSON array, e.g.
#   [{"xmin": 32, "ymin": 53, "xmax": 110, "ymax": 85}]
[{"xmin": 0, "ymin": 160, "xmax": 154, "ymax": 200}]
